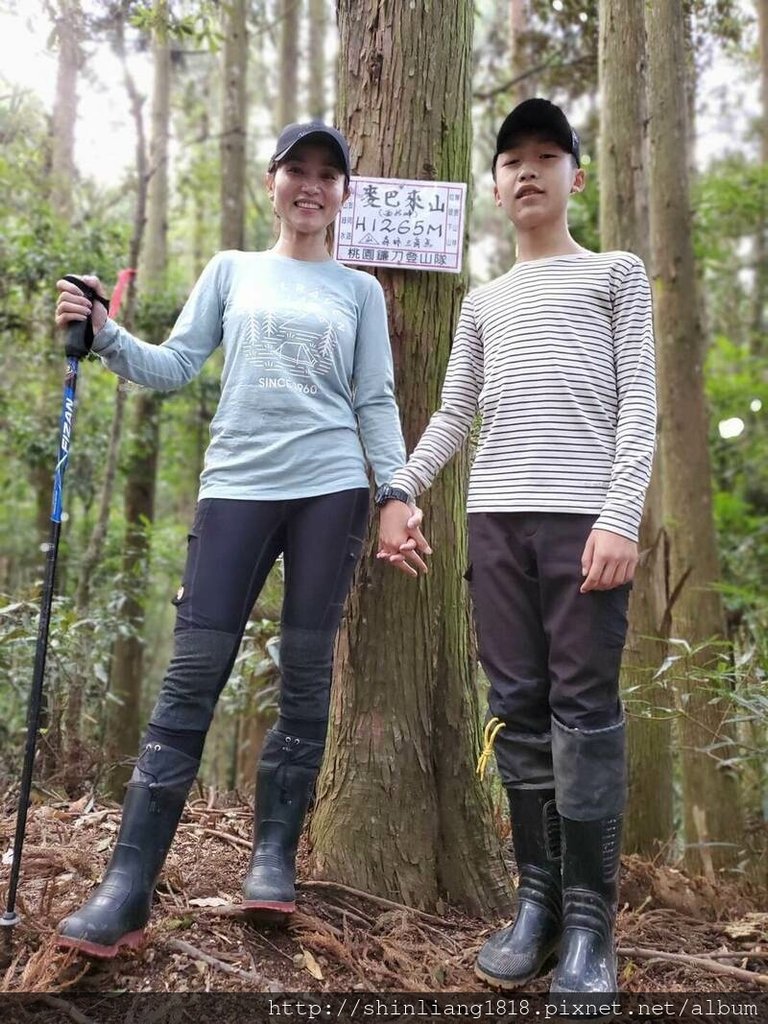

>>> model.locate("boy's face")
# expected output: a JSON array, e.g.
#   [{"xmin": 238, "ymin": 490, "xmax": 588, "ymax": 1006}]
[{"xmin": 493, "ymin": 133, "xmax": 585, "ymax": 230}]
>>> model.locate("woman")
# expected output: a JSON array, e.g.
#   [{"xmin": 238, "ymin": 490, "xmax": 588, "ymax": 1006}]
[{"xmin": 53, "ymin": 121, "xmax": 426, "ymax": 958}]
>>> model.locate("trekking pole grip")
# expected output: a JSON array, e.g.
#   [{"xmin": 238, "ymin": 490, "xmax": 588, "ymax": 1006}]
[{"xmin": 62, "ymin": 274, "xmax": 109, "ymax": 359}]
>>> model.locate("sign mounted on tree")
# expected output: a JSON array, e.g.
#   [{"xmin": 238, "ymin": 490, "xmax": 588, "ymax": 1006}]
[{"xmin": 334, "ymin": 176, "xmax": 467, "ymax": 273}]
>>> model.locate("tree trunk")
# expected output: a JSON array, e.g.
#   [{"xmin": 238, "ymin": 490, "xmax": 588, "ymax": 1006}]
[
  {"xmin": 752, "ymin": 0, "xmax": 768, "ymax": 356},
  {"xmin": 50, "ymin": 0, "xmax": 81, "ymax": 221},
  {"xmin": 509, "ymin": 0, "xmax": 533, "ymax": 103},
  {"xmin": 598, "ymin": 0, "xmax": 672, "ymax": 857},
  {"xmin": 66, "ymin": 28, "xmax": 148, "ymax": 767},
  {"xmin": 278, "ymin": 0, "xmax": 300, "ymax": 128},
  {"xmin": 309, "ymin": 0, "xmax": 510, "ymax": 917},
  {"xmin": 36, "ymin": 0, "xmax": 83, "ymax": 778},
  {"xmin": 221, "ymin": 0, "xmax": 248, "ymax": 250},
  {"xmin": 104, "ymin": 0, "xmax": 170, "ymax": 800},
  {"xmin": 307, "ymin": 0, "xmax": 327, "ymax": 119},
  {"xmin": 646, "ymin": 0, "xmax": 743, "ymax": 875}
]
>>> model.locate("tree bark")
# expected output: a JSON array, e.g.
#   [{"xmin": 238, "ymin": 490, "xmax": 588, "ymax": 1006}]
[
  {"xmin": 278, "ymin": 0, "xmax": 300, "ymax": 128},
  {"xmin": 646, "ymin": 0, "xmax": 743, "ymax": 875},
  {"xmin": 104, "ymin": 0, "xmax": 170, "ymax": 800},
  {"xmin": 598, "ymin": 0, "xmax": 672, "ymax": 857},
  {"xmin": 221, "ymin": 0, "xmax": 248, "ymax": 250},
  {"xmin": 310, "ymin": 0, "xmax": 510, "ymax": 917}
]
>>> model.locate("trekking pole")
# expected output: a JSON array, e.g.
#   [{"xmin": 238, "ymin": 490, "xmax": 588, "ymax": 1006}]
[{"xmin": 1, "ymin": 276, "xmax": 110, "ymax": 945}]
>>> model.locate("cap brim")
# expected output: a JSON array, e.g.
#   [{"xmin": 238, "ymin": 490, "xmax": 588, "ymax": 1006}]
[{"xmin": 273, "ymin": 131, "xmax": 350, "ymax": 176}]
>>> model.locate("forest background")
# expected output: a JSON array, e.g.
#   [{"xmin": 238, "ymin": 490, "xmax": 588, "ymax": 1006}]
[{"xmin": 0, "ymin": 0, "xmax": 765, "ymax": 918}]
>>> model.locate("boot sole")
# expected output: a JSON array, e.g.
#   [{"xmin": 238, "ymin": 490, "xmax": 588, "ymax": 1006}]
[
  {"xmin": 475, "ymin": 952, "xmax": 558, "ymax": 991},
  {"xmin": 55, "ymin": 928, "xmax": 146, "ymax": 959},
  {"xmin": 241, "ymin": 899, "xmax": 295, "ymax": 914}
]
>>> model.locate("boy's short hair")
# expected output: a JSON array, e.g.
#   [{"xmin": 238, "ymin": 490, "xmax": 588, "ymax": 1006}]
[{"xmin": 492, "ymin": 98, "xmax": 581, "ymax": 175}]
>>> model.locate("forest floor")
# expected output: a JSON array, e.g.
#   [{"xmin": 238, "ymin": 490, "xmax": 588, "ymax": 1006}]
[{"xmin": 1, "ymin": 787, "xmax": 767, "ymax": 1004}]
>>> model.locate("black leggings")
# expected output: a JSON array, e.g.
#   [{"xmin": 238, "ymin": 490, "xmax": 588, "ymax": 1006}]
[{"xmin": 145, "ymin": 489, "xmax": 369, "ymax": 758}]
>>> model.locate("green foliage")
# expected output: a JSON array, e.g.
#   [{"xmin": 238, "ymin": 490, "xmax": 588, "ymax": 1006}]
[
  {"xmin": 0, "ymin": 591, "xmax": 138, "ymax": 783},
  {"xmin": 129, "ymin": 0, "xmax": 223, "ymax": 51}
]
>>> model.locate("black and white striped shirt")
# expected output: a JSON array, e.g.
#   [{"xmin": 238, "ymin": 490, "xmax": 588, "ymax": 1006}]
[{"xmin": 390, "ymin": 250, "xmax": 656, "ymax": 541}]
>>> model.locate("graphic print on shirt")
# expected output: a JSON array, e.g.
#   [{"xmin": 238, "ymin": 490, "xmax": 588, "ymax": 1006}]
[{"xmin": 243, "ymin": 280, "xmax": 350, "ymax": 387}]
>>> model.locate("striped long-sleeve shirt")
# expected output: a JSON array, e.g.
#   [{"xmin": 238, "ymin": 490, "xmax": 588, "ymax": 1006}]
[{"xmin": 390, "ymin": 250, "xmax": 657, "ymax": 542}]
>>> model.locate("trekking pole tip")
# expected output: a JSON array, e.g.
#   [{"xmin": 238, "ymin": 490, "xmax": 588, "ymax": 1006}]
[{"xmin": 0, "ymin": 911, "xmax": 20, "ymax": 928}]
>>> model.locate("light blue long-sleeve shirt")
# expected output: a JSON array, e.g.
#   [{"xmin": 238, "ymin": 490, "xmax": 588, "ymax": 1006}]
[{"xmin": 92, "ymin": 251, "xmax": 406, "ymax": 499}]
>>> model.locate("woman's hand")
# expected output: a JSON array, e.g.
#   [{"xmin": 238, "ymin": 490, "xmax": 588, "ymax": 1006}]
[
  {"xmin": 55, "ymin": 275, "xmax": 109, "ymax": 337},
  {"xmin": 376, "ymin": 501, "xmax": 432, "ymax": 577}
]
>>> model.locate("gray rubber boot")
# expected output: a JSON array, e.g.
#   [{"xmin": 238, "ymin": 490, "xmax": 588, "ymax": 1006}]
[
  {"xmin": 475, "ymin": 788, "xmax": 561, "ymax": 989},
  {"xmin": 56, "ymin": 743, "xmax": 199, "ymax": 958},
  {"xmin": 242, "ymin": 729, "xmax": 324, "ymax": 913},
  {"xmin": 550, "ymin": 714, "xmax": 626, "ymax": 1002},
  {"xmin": 549, "ymin": 815, "xmax": 623, "ymax": 998}
]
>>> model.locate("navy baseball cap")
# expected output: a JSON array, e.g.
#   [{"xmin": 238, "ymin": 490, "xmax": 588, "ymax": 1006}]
[
  {"xmin": 270, "ymin": 121, "xmax": 351, "ymax": 179},
  {"xmin": 493, "ymin": 98, "xmax": 581, "ymax": 172}
]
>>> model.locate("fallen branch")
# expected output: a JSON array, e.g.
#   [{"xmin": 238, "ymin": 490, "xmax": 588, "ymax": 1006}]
[
  {"xmin": 299, "ymin": 880, "xmax": 450, "ymax": 927},
  {"xmin": 177, "ymin": 823, "xmax": 250, "ymax": 850},
  {"xmin": 35, "ymin": 995, "xmax": 98, "ymax": 1024},
  {"xmin": 695, "ymin": 950, "xmax": 768, "ymax": 961},
  {"xmin": 168, "ymin": 937, "xmax": 269, "ymax": 985},
  {"xmin": 618, "ymin": 946, "xmax": 768, "ymax": 987}
]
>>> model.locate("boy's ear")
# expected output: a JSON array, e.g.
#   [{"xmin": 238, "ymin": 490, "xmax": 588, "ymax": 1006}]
[
  {"xmin": 570, "ymin": 168, "xmax": 586, "ymax": 195},
  {"xmin": 493, "ymin": 182, "xmax": 502, "ymax": 207}
]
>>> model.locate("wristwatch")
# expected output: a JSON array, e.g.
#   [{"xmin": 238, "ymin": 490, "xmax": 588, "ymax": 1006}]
[{"xmin": 374, "ymin": 484, "xmax": 412, "ymax": 507}]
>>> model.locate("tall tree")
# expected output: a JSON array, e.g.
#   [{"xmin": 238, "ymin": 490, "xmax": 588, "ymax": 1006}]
[
  {"xmin": 307, "ymin": 0, "xmax": 327, "ymax": 119},
  {"xmin": 30, "ymin": 0, "xmax": 84, "ymax": 549},
  {"xmin": 753, "ymin": 0, "xmax": 768, "ymax": 356},
  {"xmin": 310, "ymin": 0, "xmax": 510, "ymax": 916},
  {"xmin": 278, "ymin": 0, "xmax": 300, "ymax": 127},
  {"xmin": 49, "ymin": 0, "xmax": 82, "ymax": 222},
  {"xmin": 221, "ymin": 0, "xmax": 248, "ymax": 250},
  {"xmin": 597, "ymin": 0, "xmax": 672, "ymax": 856},
  {"xmin": 509, "ymin": 0, "xmax": 533, "ymax": 102},
  {"xmin": 646, "ymin": 0, "xmax": 743, "ymax": 874},
  {"xmin": 105, "ymin": 0, "xmax": 171, "ymax": 799},
  {"xmin": 33, "ymin": 0, "xmax": 85, "ymax": 773},
  {"xmin": 64, "ymin": 8, "xmax": 149, "ymax": 768}
]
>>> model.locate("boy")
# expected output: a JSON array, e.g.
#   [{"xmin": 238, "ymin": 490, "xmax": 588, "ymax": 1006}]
[{"xmin": 375, "ymin": 99, "xmax": 656, "ymax": 996}]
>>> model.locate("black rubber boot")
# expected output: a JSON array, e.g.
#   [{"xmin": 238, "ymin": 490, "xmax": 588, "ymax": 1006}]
[
  {"xmin": 549, "ymin": 815, "xmax": 623, "ymax": 999},
  {"xmin": 56, "ymin": 743, "xmax": 199, "ymax": 958},
  {"xmin": 242, "ymin": 729, "xmax": 324, "ymax": 914},
  {"xmin": 475, "ymin": 789, "xmax": 562, "ymax": 989}
]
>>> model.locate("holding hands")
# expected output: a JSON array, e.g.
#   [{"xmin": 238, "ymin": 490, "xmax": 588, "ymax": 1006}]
[{"xmin": 377, "ymin": 500, "xmax": 432, "ymax": 578}]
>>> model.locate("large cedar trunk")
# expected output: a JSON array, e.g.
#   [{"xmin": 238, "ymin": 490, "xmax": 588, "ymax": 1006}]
[
  {"xmin": 646, "ymin": 0, "xmax": 743, "ymax": 875},
  {"xmin": 104, "ymin": 1, "xmax": 170, "ymax": 799},
  {"xmin": 309, "ymin": 0, "xmax": 510, "ymax": 917},
  {"xmin": 221, "ymin": 0, "xmax": 247, "ymax": 250},
  {"xmin": 598, "ymin": 0, "xmax": 672, "ymax": 856}
]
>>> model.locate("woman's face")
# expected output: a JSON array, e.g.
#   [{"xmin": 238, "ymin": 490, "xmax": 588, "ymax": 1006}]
[{"xmin": 268, "ymin": 142, "xmax": 349, "ymax": 234}]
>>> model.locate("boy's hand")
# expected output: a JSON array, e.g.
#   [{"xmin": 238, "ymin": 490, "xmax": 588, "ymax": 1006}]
[
  {"xmin": 580, "ymin": 529, "xmax": 638, "ymax": 593},
  {"xmin": 376, "ymin": 502, "xmax": 432, "ymax": 578}
]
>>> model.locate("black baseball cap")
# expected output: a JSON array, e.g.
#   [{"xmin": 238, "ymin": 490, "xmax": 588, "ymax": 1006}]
[
  {"xmin": 492, "ymin": 98, "xmax": 581, "ymax": 173},
  {"xmin": 270, "ymin": 121, "xmax": 351, "ymax": 179}
]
